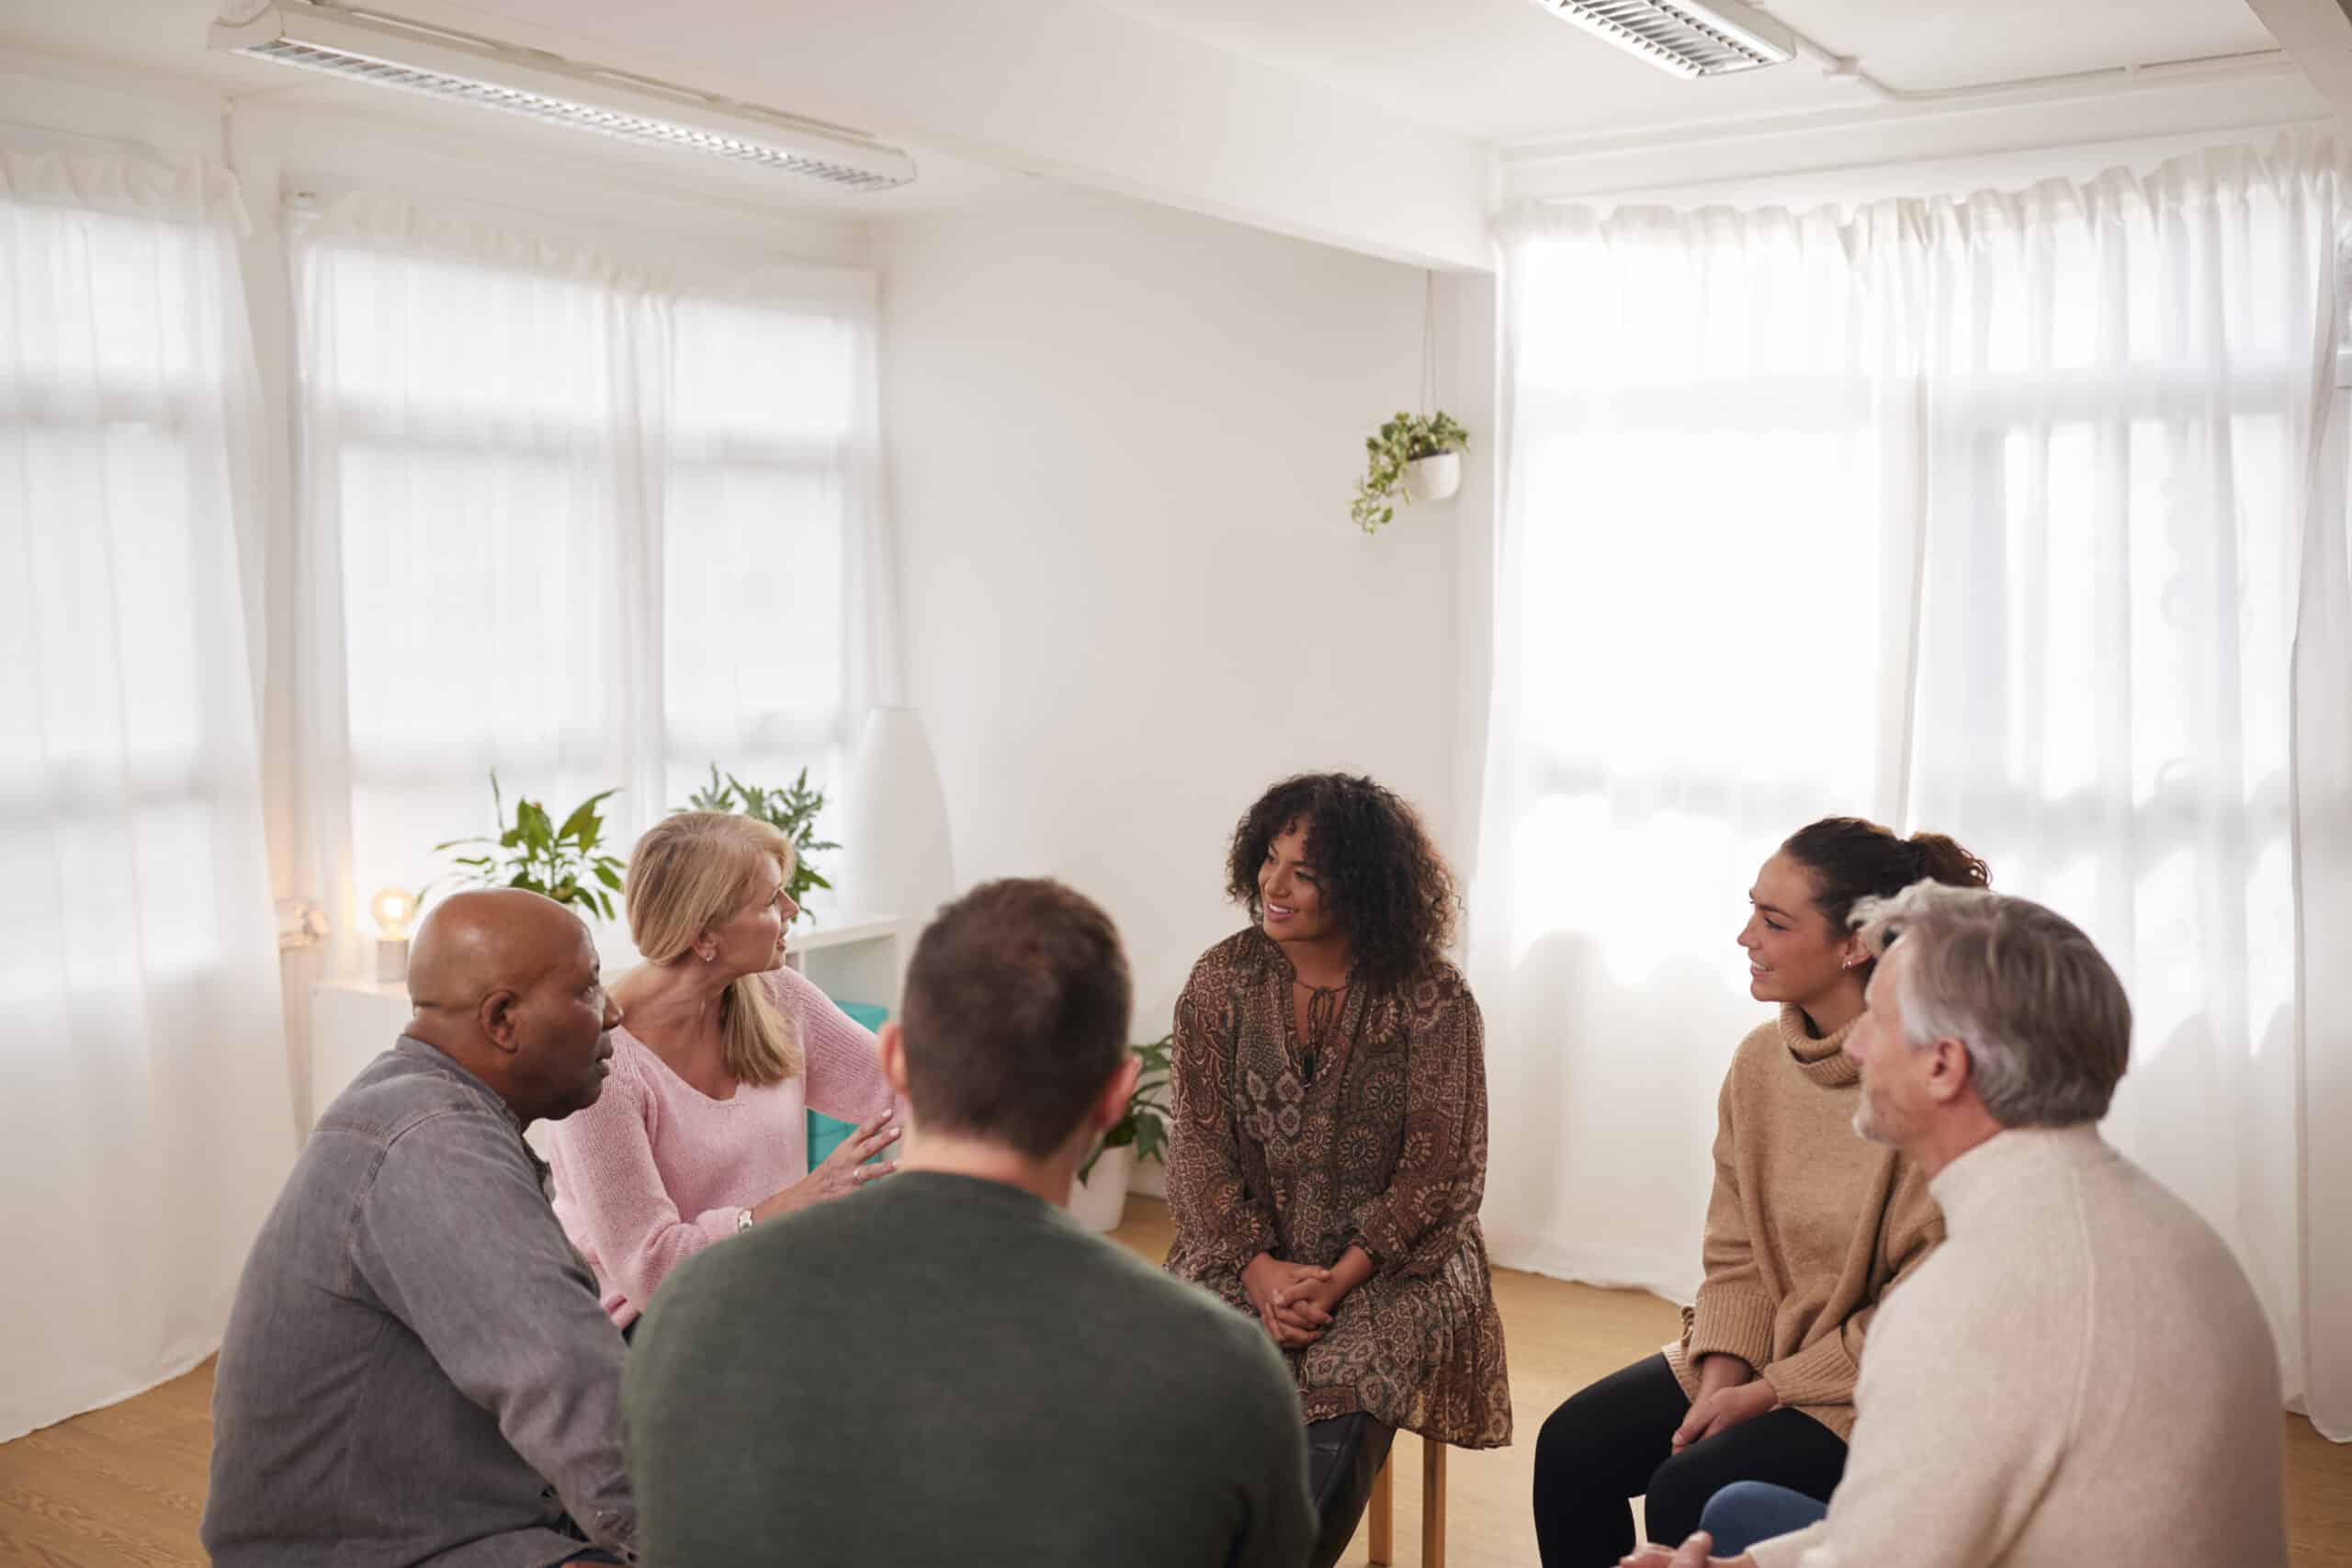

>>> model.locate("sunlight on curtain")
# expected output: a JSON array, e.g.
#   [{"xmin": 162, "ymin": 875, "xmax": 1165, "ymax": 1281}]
[
  {"xmin": 662, "ymin": 294, "xmax": 863, "ymax": 807},
  {"xmin": 289, "ymin": 198, "xmax": 879, "ymax": 976},
  {"xmin": 0, "ymin": 149, "xmax": 293, "ymax": 1441},
  {"xmin": 1481, "ymin": 136, "xmax": 2352, "ymax": 1437},
  {"xmin": 1898, "ymin": 163, "xmax": 2335, "ymax": 1423},
  {"xmin": 1475, "ymin": 205, "xmax": 1910, "ymax": 1294}
]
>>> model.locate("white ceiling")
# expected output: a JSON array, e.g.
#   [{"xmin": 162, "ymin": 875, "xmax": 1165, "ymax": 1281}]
[
  {"xmin": 0, "ymin": 0, "xmax": 1031, "ymax": 214},
  {"xmin": 6, "ymin": 0, "xmax": 2285, "ymax": 154},
  {"xmin": 0, "ymin": 0, "xmax": 2301, "ymax": 258},
  {"xmin": 1091, "ymin": 0, "xmax": 2282, "ymax": 144}
]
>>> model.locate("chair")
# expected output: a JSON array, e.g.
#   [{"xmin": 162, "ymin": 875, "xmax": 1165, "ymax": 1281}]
[{"xmin": 1366, "ymin": 1433, "xmax": 1446, "ymax": 1567}]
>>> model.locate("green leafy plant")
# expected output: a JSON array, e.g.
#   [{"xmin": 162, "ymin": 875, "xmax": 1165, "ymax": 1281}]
[
  {"xmin": 432, "ymin": 771, "xmax": 627, "ymax": 921},
  {"xmin": 1351, "ymin": 409, "xmax": 1469, "ymax": 535},
  {"xmin": 682, "ymin": 764, "xmax": 839, "ymax": 926},
  {"xmin": 1080, "ymin": 1034, "xmax": 1172, "ymax": 1182}
]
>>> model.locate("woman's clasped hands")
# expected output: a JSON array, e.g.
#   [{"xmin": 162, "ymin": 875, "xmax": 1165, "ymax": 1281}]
[{"xmin": 1241, "ymin": 1254, "xmax": 1334, "ymax": 1347}]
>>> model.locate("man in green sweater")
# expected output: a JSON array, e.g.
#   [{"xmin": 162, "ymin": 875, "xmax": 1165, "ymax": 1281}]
[{"xmin": 623, "ymin": 877, "xmax": 1317, "ymax": 1568}]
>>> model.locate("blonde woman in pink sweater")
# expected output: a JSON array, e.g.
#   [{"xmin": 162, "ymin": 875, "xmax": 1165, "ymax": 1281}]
[{"xmin": 549, "ymin": 812, "xmax": 906, "ymax": 1334}]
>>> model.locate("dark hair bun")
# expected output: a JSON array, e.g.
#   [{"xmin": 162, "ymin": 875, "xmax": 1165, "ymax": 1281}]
[
  {"xmin": 1909, "ymin": 831, "xmax": 1990, "ymax": 889},
  {"xmin": 1781, "ymin": 816, "xmax": 1991, "ymax": 932}
]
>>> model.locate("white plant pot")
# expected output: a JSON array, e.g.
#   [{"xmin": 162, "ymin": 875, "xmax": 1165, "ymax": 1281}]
[
  {"xmin": 1402, "ymin": 451, "xmax": 1461, "ymax": 502},
  {"xmin": 1069, "ymin": 1145, "xmax": 1136, "ymax": 1233}
]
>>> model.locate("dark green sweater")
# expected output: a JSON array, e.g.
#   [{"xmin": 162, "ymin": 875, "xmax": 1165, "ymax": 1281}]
[{"xmin": 625, "ymin": 1170, "xmax": 1315, "ymax": 1568}]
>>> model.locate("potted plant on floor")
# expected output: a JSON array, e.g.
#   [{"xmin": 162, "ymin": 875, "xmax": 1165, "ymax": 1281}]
[
  {"xmin": 1351, "ymin": 410, "xmax": 1469, "ymax": 535},
  {"xmin": 1070, "ymin": 1034, "xmax": 1172, "ymax": 1232}
]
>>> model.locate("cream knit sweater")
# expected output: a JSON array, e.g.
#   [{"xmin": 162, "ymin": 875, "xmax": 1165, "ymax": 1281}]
[
  {"xmin": 1666, "ymin": 1006, "xmax": 1944, "ymax": 1439},
  {"xmin": 1749, "ymin": 1125, "xmax": 2289, "ymax": 1568}
]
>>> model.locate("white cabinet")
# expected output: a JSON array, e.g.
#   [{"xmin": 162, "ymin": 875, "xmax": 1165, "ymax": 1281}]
[{"xmin": 310, "ymin": 977, "xmax": 413, "ymax": 1125}]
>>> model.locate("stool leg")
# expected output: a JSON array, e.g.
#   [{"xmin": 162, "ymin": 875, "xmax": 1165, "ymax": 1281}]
[
  {"xmin": 1420, "ymin": 1438, "xmax": 1446, "ymax": 1568},
  {"xmin": 1367, "ymin": 1450, "xmax": 1393, "ymax": 1564}
]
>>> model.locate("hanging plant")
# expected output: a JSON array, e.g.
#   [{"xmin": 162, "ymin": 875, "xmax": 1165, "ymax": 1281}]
[{"xmin": 1351, "ymin": 410, "xmax": 1469, "ymax": 535}]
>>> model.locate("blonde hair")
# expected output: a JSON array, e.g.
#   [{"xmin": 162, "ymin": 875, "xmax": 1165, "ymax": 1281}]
[{"xmin": 626, "ymin": 812, "xmax": 803, "ymax": 1085}]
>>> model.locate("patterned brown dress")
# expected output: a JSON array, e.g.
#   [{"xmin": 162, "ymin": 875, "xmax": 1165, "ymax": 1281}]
[{"xmin": 1162, "ymin": 928, "xmax": 1512, "ymax": 1448}]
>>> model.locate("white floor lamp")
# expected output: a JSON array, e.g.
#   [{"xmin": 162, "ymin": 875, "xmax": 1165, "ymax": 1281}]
[{"xmin": 837, "ymin": 705, "xmax": 956, "ymax": 928}]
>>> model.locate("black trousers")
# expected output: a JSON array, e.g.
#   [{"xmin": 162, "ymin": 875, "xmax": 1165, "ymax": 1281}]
[
  {"xmin": 1531, "ymin": 1353, "xmax": 1848, "ymax": 1566},
  {"xmin": 1306, "ymin": 1413, "xmax": 1396, "ymax": 1568}
]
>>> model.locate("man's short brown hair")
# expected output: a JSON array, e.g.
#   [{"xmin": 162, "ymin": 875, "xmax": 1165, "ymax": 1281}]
[{"xmin": 898, "ymin": 878, "xmax": 1133, "ymax": 1157}]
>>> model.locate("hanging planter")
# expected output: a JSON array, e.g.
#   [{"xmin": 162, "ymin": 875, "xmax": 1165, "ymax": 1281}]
[
  {"xmin": 1403, "ymin": 448, "xmax": 1462, "ymax": 503},
  {"xmin": 1351, "ymin": 410, "xmax": 1469, "ymax": 535}
]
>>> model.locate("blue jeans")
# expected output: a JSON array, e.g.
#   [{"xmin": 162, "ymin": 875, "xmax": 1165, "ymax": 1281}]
[{"xmin": 1701, "ymin": 1482, "xmax": 1829, "ymax": 1554}]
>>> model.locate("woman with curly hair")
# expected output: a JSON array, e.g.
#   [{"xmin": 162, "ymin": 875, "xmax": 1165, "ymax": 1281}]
[{"xmin": 1163, "ymin": 773, "xmax": 1511, "ymax": 1568}]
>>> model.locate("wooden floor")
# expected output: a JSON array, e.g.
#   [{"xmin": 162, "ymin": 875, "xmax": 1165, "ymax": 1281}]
[{"xmin": 3, "ymin": 1197, "xmax": 2346, "ymax": 1566}]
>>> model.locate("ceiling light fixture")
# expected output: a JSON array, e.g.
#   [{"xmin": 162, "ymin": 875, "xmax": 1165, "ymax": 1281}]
[
  {"xmin": 1527, "ymin": 0, "xmax": 1795, "ymax": 79},
  {"xmin": 209, "ymin": 1, "xmax": 917, "ymax": 190}
]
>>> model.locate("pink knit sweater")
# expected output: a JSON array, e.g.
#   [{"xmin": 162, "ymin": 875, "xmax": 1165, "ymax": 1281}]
[{"xmin": 548, "ymin": 964, "xmax": 904, "ymax": 1327}]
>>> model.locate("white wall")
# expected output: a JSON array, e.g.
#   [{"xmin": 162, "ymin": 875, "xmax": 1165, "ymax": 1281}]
[{"xmin": 878, "ymin": 185, "xmax": 1496, "ymax": 1067}]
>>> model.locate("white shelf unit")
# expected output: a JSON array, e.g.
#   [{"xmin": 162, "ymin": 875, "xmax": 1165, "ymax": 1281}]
[{"xmin": 782, "ymin": 914, "xmax": 908, "ymax": 1019}]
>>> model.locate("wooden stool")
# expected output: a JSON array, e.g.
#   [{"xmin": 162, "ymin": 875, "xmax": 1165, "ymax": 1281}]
[{"xmin": 1366, "ymin": 1433, "xmax": 1445, "ymax": 1567}]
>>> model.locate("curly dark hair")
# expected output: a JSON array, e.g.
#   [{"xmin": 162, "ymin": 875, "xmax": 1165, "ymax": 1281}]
[{"xmin": 1225, "ymin": 773, "xmax": 1458, "ymax": 989}]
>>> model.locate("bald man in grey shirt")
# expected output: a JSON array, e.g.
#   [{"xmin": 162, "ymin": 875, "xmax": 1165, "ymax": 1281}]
[{"xmin": 203, "ymin": 890, "xmax": 637, "ymax": 1568}]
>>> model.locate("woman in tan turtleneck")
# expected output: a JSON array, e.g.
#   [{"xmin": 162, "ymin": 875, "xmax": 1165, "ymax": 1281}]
[{"xmin": 1530, "ymin": 818, "xmax": 1990, "ymax": 1566}]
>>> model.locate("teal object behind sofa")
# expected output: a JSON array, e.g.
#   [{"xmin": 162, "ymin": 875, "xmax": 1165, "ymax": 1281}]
[{"xmin": 808, "ymin": 998, "xmax": 890, "ymax": 1168}]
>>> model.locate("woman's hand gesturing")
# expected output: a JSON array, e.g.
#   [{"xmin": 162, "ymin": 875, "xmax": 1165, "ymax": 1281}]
[{"xmin": 749, "ymin": 1111, "xmax": 900, "ymax": 1224}]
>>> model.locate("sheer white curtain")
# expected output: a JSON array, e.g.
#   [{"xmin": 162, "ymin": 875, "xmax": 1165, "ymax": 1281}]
[
  {"xmin": 288, "ymin": 193, "xmax": 884, "ymax": 991},
  {"xmin": 1473, "ymin": 204, "xmax": 1905, "ymax": 1297},
  {"xmin": 1477, "ymin": 134, "xmax": 2352, "ymax": 1438},
  {"xmin": 0, "ymin": 147, "xmax": 294, "ymax": 1441}
]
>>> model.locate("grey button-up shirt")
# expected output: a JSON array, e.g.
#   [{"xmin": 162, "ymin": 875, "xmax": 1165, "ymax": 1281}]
[{"xmin": 203, "ymin": 1036, "xmax": 638, "ymax": 1567}]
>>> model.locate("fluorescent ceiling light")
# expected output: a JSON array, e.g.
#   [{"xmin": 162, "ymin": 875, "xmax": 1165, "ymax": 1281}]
[
  {"xmin": 209, "ymin": 1, "xmax": 916, "ymax": 190},
  {"xmin": 1527, "ymin": 0, "xmax": 1795, "ymax": 79}
]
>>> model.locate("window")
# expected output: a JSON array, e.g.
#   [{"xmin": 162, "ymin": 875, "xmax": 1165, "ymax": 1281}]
[{"xmin": 291, "ymin": 207, "xmax": 876, "ymax": 931}]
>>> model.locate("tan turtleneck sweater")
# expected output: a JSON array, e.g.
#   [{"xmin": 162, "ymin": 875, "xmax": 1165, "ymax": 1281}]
[
  {"xmin": 1663, "ymin": 1005, "xmax": 1943, "ymax": 1439},
  {"xmin": 1747, "ymin": 1125, "xmax": 2289, "ymax": 1568}
]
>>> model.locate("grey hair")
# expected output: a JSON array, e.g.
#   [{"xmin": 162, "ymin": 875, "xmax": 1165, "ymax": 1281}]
[{"xmin": 1849, "ymin": 881, "xmax": 2132, "ymax": 1128}]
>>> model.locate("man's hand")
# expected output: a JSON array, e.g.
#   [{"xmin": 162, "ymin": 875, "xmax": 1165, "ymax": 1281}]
[
  {"xmin": 1619, "ymin": 1529, "xmax": 1753, "ymax": 1567},
  {"xmin": 1241, "ymin": 1254, "xmax": 1330, "ymax": 1348},
  {"xmin": 1673, "ymin": 1375, "xmax": 1777, "ymax": 1453}
]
